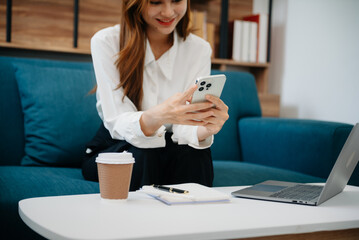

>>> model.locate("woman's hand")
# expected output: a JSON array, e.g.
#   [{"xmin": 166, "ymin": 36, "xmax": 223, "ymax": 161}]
[
  {"xmin": 140, "ymin": 85, "xmax": 216, "ymax": 136},
  {"xmin": 197, "ymin": 94, "xmax": 229, "ymax": 141}
]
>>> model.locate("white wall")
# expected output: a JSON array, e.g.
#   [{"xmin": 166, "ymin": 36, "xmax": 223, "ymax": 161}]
[{"xmin": 269, "ymin": 0, "xmax": 359, "ymax": 124}]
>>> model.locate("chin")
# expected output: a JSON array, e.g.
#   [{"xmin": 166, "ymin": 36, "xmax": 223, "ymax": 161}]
[{"xmin": 156, "ymin": 27, "xmax": 176, "ymax": 36}]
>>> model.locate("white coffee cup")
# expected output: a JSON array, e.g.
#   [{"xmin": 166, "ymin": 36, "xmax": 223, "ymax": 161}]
[{"xmin": 96, "ymin": 151, "xmax": 135, "ymax": 200}]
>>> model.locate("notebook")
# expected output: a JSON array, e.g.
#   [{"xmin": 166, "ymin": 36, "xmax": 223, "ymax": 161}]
[
  {"xmin": 138, "ymin": 183, "xmax": 230, "ymax": 205},
  {"xmin": 232, "ymin": 123, "xmax": 359, "ymax": 206}
]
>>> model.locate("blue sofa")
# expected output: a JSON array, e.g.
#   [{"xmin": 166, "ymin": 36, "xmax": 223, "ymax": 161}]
[{"xmin": 0, "ymin": 56, "xmax": 357, "ymax": 239}]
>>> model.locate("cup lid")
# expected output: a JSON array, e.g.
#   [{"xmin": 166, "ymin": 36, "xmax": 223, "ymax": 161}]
[{"xmin": 96, "ymin": 151, "xmax": 135, "ymax": 164}]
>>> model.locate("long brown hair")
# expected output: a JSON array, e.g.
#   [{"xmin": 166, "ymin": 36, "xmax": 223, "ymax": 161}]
[{"xmin": 116, "ymin": 0, "xmax": 191, "ymax": 110}]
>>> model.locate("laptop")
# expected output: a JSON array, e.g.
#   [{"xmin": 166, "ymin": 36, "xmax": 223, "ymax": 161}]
[{"xmin": 232, "ymin": 123, "xmax": 359, "ymax": 206}]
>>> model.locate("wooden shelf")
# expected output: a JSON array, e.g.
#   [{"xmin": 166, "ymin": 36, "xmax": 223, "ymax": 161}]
[
  {"xmin": 212, "ymin": 58, "xmax": 269, "ymax": 68},
  {"xmin": 0, "ymin": 42, "xmax": 90, "ymax": 55},
  {"xmin": 212, "ymin": 58, "xmax": 270, "ymax": 93},
  {"xmin": 0, "ymin": 0, "xmax": 121, "ymax": 54}
]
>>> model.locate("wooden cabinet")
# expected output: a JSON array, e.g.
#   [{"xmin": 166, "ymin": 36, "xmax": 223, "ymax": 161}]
[
  {"xmin": 192, "ymin": 0, "xmax": 279, "ymax": 117},
  {"xmin": 211, "ymin": 58, "xmax": 269, "ymax": 92},
  {"xmin": 211, "ymin": 58, "xmax": 279, "ymax": 117}
]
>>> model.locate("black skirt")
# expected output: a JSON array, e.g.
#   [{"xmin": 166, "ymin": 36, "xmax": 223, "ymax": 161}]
[{"xmin": 81, "ymin": 124, "xmax": 214, "ymax": 191}]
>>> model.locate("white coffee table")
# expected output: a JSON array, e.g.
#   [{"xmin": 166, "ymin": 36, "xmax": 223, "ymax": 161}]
[{"xmin": 19, "ymin": 185, "xmax": 359, "ymax": 240}]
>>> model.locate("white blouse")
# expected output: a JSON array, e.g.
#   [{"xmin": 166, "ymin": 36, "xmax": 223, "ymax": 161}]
[{"xmin": 91, "ymin": 24, "xmax": 213, "ymax": 149}]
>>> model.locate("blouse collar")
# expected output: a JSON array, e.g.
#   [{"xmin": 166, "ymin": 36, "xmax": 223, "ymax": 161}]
[{"xmin": 144, "ymin": 30, "xmax": 179, "ymax": 80}]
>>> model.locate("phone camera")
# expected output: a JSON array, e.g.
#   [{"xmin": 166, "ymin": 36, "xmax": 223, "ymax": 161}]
[
  {"xmin": 199, "ymin": 87, "xmax": 204, "ymax": 91},
  {"xmin": 206, "ymin": 83, "xmax": 212, "ymax": 89},
  {"xmin": 200, "ymin": 81, "xmax": 206, "ymax": 86}
]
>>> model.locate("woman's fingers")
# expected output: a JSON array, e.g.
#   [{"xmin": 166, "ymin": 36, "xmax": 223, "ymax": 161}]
[
  {"xmin": 186, "ymin": 109, "xmax": 214, "ymax": 121},
  {"xmin": 178, "ymin": 102, "xmax": 213, "ymax": 114},
  {"xmin": 205, "ymin": 95, "xmax": 228, "ymax": 111},
  {"xmin": 159, "ymin": 86, "xmax": 229, "ymax": 128},
  {"xmin": 195, "ymin": 96, "xmax": 229, "ymax": 135},
  {"xmin": 181, "ymin": 84, "xmax": 198, "ymax": 103}
]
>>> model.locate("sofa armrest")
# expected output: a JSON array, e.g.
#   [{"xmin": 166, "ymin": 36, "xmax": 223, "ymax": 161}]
[{"xmin": 239, "ymin": 117, "xmax": 357, "ymax": 184}]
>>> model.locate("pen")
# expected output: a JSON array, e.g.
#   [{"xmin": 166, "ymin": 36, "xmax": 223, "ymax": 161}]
[{"xmin": 152, "ymin": 184, "xmax": 189, "ymax": 194}]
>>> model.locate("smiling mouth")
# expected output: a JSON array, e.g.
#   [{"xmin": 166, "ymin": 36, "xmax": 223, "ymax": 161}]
[{"xmin": 157, "ymin": 18, "xmax": 175, "ymax": 26}]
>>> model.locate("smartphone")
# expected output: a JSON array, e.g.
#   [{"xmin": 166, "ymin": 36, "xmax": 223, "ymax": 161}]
[{"xmin": 191, "ymin": 74, "xmax": 226, "ymax": 104}]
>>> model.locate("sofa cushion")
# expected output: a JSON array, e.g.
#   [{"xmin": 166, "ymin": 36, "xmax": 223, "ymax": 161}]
[
  {"xmin": 0, "ymin": 166, "xmax": 99, "ymax": 239},
  {"xmin": 210, "ymin": 70, "xmax": 261, "ymax": 161},
  {"xmin": 14, "ymin": 63, "xmax": 101, "ymax": 167},
  {"xmin": 0, "ymin": 56, "xmax": 96, "ymax": 166},
  {"xmin": 0, "ymin": 58, "xmax": 25, "ymax": 166},
  {"xmin": 212, "ymin": 160, "xmax": 325, "ymax": 187},
  {"xmin": 238, "ymin": 118, "xmax": 355, "ymax": 183},
  {"xmin": 0, "ymin": 166, "xmax": 99, "ymax": 198}
]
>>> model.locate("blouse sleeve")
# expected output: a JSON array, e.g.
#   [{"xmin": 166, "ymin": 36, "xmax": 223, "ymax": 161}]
[{"xmin": 91, "ymin": 30, "xmax": 166, "ymax": 148}]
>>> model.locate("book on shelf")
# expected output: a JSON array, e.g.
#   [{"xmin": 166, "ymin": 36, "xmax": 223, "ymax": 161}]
[
  {"xmin": 189, "ymin": 10, "xmax": 216, "ymax": 58},
  {"xmin": 241, "ymin": 21, "xmax": 250, "ymax": 62},
  {"xmin": 206, "ymin": 22, "xmax": 216, "ymax": 58},
  {"xmin": 248, "ymin": 21, "xmax": 258, "ymax": 63},
  {"xmin": 230, "ymin": 20, "xmax": 257, "ymax": 63},
  {"xmin": 231, "ymin": 20, "xmax": 242, "ymax": 61},
  {"xmin": 138, "ymin": 183, "xmax": 231, "ymax": 205},
  {"xmin": 243, "ymin": 13, "xmax": 269, "ymax": 63},
  {"xmin": 190, "ymin": 10, "xmax": 207, "ymax": 39}
]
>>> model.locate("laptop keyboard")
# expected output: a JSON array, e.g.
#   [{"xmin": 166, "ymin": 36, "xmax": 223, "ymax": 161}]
[{"xmin": 269, "ymin": 184, "xmax": 323, "ymax": 201}]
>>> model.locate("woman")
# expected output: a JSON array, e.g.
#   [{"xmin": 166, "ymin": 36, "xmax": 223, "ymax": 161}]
[{"xmin": 82, "ymin": 0, "xmax": 229, "ymax": 190}]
